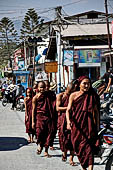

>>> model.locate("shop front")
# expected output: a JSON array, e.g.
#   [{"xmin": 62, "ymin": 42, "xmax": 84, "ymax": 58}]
[{"xmin": 13, "ymin": 70, "xmax": 30, "ymax": 89}]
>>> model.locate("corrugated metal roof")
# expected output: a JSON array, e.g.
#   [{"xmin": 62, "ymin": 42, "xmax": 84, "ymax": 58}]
[{"xmin": 59, "ymin": 23, "xmax": 112, "ymax": 37}]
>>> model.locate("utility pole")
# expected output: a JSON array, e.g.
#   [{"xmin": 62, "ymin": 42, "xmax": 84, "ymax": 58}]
[
  {"xmin": 105, "ymin": 0, "xmax": 112, "ymax": 67},
  {"xmin": 24, "ymin": 39, "xmax": 27, "ymax": 71},
  {"xmin": 55, "ymin": 6, "xmax": 62, "ymax": 93}
]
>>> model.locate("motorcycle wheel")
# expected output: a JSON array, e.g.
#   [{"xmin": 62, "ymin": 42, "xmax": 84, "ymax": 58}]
[
  {"xmin": 109, "ymin": 103, "xmax": 113, "ymax": 110},
  {"xmin": 2, "ymin": 96, "xmax": 7, "ymax": 107},
  {"xmin": 20, "ymin": 104, "xmax": 24, "ymax": 112},
  {"xmin": 16, "ymin": 99, "xmax": 21, "ymax": 111},
  {"xmin": 105, "ymin": 154, "xmax": 113, "ymax": 170}
]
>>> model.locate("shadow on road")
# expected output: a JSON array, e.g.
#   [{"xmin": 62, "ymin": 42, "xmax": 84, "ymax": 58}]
[{"xmin": 0, "ymin": 137, "xmax": 28, "ymax": 151}]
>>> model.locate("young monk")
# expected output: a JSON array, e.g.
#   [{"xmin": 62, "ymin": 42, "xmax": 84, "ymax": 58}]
[
  {"xmin": 24, "ymin": 88, "xmax": 35, "ymax": 143},
  {"xmin": 56, "ymin": 81, "xmax": 78, "ymax": 166},
  {"xmin": 66, "ymin": 76, "xmax": 100, "ymax": 170},
  {"xmin": 32, "ymin": 82, "xmax": 38, "ymax": 96},
  {"xmin": 44, "ymin": 80, "xmax": 57, "ymax": 150},
  {"xmin": 32, "ymin": 81, "xmax": 52, "ymax": 157}
]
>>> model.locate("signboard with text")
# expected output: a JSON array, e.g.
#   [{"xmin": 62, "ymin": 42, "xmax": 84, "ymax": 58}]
[
  {"xmin": 78, "ymin": 49, "xmax": 101, "ymax": 67},
  {"xmin": 45, "ymin": 62, "xmax": 58, "ymax": 73},
  {"xmin": 63, "ymin": 50, "xmax": 74, "ymax": 66}
]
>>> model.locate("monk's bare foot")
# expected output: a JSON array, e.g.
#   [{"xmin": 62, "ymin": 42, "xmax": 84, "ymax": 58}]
[
  {"xmin": 31, "ymin": 139, "xmax": 35, "ymax": 143},
  {"xmin": 62, "ymin": 154, "xmax": 67, "ymax": 162},
  {"xmin": 69, "ymin": 161, "xmax": 77, "ymax": 166},
  {"xmin": 27, "ymin": 137, "xmax": 31, "ymax": 143},
  {"xmin": 37, "ymin": 147, "xmax": 42, "ymax": 155},
  {"xmin": 50, "ymin": 146, "xmax": 54, "ymax": 150},
  {"xmin": 44, "ymin": 152, "xmax": 52, "ymax": 158}
]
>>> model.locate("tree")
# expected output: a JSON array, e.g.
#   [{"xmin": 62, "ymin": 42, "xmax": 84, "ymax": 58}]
[
  {"xmin": 0, "ymin": 17, "xmax": 18, "ymax": 68},
  {"xmin": 20, "ymin": 8, "xmax": 44, "ymax": 38}
]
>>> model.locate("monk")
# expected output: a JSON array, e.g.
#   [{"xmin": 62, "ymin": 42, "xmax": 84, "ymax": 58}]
[
  {"xmin": 32, "ymin": 82, "xmax": 38, "ymax": 96},
  {"xmin": 24, "ymin": 88, "xmax": 35, "ymax": 143},
  {"xmin": 56, "ymin": 81, "xmax": 78, "ymax": 166},
  {"xmin": 44, "ymin": 80, "xmax": 57, "ymax": 150},
  {"xmin": 66, "ymin": 76, "xmax": 100, "ymax": 170},
  {"xmin": 32, "ymin": 81, "xmax": 52, "ymax": 157}
]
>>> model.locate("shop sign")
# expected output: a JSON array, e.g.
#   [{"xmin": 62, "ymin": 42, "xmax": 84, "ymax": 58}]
[
  {"xmin": 78, "ymin": 49, "xmax": 101, "ymax": 67},
  {"xmin": 63, "ymin": 50, "xmax": 74, "ymax": 66},
  {"xmin": 45, "ymin": 62, "xmax": 58, "ymax": 73}
]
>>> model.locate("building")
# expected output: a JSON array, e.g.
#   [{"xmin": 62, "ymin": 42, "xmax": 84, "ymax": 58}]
[{"xmin": 45, "ymin": 10, "xmax": 113, "ymax": 88}]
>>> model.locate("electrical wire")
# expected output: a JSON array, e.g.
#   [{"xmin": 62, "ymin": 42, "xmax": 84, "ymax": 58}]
[
  {"xmin": 56, "ymin": 9, "xmax": 110, "ymax": 43},
  {"xmin": 108, "ymin": 1, "xmax": 113, "ymax": 10},
  {"xmin": 62, "ymin": 0, "xmax": 87, "ymax": 7}
]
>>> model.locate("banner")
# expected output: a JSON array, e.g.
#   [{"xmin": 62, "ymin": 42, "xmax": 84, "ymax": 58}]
[
  {"xmin": 18, "ymin": 60, "xmax": 25, "ymax": 70},
  {"xmin": 63, "ymin": 50, "xmax": 74, "ymax": 66},
  {"xmin": 78, "ymin": 50, "xmax": 101, "ymax": 67}
]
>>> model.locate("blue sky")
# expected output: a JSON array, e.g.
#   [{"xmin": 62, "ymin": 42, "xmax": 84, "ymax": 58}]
[{"xmin": 0, "ymin": 0, "xmax": 113, "ymax": 21}]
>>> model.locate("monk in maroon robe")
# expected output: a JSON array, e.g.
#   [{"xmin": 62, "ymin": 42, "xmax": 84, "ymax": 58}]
[
  {"xmin": 32, "ymin": 81, "xmax": 53, "ymax": 157},
  {"xmin": 66, "ymin": 76, "xmax": 100, "ymax": 170},
  {"xmin": 44, "ymin": 80, "xmax": 57, "ymax": 150},
  {"xmin": 56, "ymin": 81, "xmax": 78, "ymax": 165},
  {"xmin": 24, "ymin": 88, "xmax": 35, "ymax": 143}
]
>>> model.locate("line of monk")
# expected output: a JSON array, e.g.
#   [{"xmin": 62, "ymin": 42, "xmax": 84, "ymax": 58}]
[{"xmin": 24, "ymin": 76, "xmax": 100, "ymax": 170}]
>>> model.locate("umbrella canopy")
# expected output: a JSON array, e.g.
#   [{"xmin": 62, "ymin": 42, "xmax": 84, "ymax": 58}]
[
  {"xmin": 42, "ymin": 48, "xmax": 48, "ymax": 55},
  {"xmin": 35, "ymin": 54, "xmax": 42, "ymax": 62}
]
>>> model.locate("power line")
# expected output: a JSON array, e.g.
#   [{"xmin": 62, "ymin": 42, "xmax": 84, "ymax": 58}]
[
  {"xmin": 62, "ymin": 0, "xmax": 87, "ymax": 7},
  {"xmin": 108, "ymin": 1, "xmax": 113, "ymax": 10},
  {"xmin": 55, "ymin": 8, "xmax": 109, "ymax": 44}
]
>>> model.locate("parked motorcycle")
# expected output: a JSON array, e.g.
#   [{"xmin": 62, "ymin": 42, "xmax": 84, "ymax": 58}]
[
  {"xmin": 100, "ymin": 91, "xmax": 113, "ymax": 119},
  {"xmin": 98, "ymin": 119, "xmax": 113, "ymax": 170}
]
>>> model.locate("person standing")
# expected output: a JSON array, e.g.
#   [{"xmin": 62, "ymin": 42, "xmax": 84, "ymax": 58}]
[
  {"xmin": 66, "ymin": 76, "xmax": 100, "ymax": 170},
  {"xmin": 11, "ymin": 80, "xmax": 25, "ymax": 110},
  {"xmin": 24, "ymin": 88, "xmax": 35, "ymax": 143},
  {"xmin": 32, "ymin": 82, "xmax": 38, "ymax": 96},
  {"xmin": 44, "ymin": 80, "xmax": 57, "ymax": 150},
  {"xmin": 56, "ymin": 81, "xmax": 78, "ymax": 166},
  {"xmin": 100, "ymin": 67, "xmax": 113, "ymax": 93},
  {"xmin": 32, "ymin": 81, "xmax": 52, "ymax": 157}
]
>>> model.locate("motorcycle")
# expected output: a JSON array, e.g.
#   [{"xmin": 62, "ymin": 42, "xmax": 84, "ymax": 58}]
[
  {"xmin": 15, "ymin": 95, "xmax": 25, "ymax": 112},
  {"xmin": 97, "ymin": 120, "xmax": 113, "ymax": 170},
  {"xmin": 2, "ymin": 89, "xmax": 14, "ymax": 107}
]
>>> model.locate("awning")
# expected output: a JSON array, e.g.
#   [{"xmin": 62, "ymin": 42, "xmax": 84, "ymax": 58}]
[
  {"xmin": 42, "ymin": 48, "xmax": 48, "ymax": 55},
  {"xmin": 35, "ymin": 54, "xmax": 42, "ymax": 62}
]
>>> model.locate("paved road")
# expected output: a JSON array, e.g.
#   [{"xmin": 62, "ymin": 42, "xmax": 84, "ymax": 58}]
[{"xmin": 0, "ymin": 101, "xmax": 112, "ymax": 170}]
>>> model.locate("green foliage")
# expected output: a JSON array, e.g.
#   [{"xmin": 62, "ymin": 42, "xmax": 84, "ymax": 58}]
[
  {"xmin": 20, "ymin": 8, "xmax": 44, "ymax": 38},
  {"xmin": 0, "ymin": 17, "xmax": 18, "ymax": 67}
]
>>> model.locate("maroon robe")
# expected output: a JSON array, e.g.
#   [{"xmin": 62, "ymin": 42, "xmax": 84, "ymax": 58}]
[
  {"xmin": 35, "ymin": 92, "xmax": 53, "ymax": 148},
  {"xmin": 46, "ymin": 90, "xmax": 57, "ymax": 147},
  {"xmin": 71, "ymin": 89, "xmax": 100, "ymax": 169},
  {"xmin": 25, "ymin": 98, "xmax": 35, "ymax": 134},
  {"xmin": 58, "ymin": 94, "xmax": 73, "ymax": 152}
]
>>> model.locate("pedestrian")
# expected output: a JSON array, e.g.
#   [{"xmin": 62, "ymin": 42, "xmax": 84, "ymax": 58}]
[
  {"xmin": 6, "ymin": 79, "xmax": 17, "ymax": 105},
  {"xmin": 32, "ymin": 81, "xmax": 38, "ymax": 96},
  {"xmin": 24, "ymin": 88, "xmax": 35, "ymax": 143},
  {"xmin": 100, "ymin": 67, "xmax": 113, "ymax": 93},
  {"xmin": 56, "ymin": 80, "xmax": 78, "ymax": 166},
  {"xmin": 32, "ymin": 81, "xmax": 52, "ymax": 157},
  {"xmin": 66, "ymin": 76, "xmax": 100, "ymax": 170},
  {"xmin": 11, "ymin": 80, "xmax": 25, "ymax": 110},
  {"xmin": 44, "ymin": 80, "xmax": 57, "ymax": 150}
]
